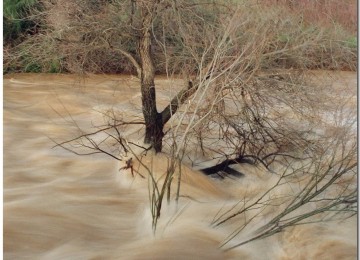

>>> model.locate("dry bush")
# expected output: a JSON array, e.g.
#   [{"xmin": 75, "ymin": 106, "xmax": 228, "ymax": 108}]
[
  {"xmin": 156, "ymin": 5, "xmax": 357, "ymax": 248},
  {"xmin": 4, "ymin": 33, "xmax": 63, "ymax": 73},
  {"xmin": 213, "ymin": 115, "xmax": 357, "ymax": 250},
  {"xmin": 50, "ymin": 0, "xmax": 357, "ymax": 245},
  {"xmin": 263, "ymin": 0, "xmax": 357, "ymax": 33},
  {"xmin": 160, "ymin": 4, "xmax": 334, "ymax": 165},
  {"xmin": 4, "ymin": 0, "xmax": 356, "ymax": 73}
]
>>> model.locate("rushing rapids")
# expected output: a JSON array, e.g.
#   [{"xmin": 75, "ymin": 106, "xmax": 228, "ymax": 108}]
[{"xmin": 4, "ymin": 72, "xmax": 357, "ymax": 259}]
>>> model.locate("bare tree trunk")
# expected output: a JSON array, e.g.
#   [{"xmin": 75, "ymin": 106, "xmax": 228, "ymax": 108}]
[
  {"xmin": 137, "ymin": 1, "xmax": 199, "ymax": 153},
  {"xmin": 139, "ymin": 7, "xmax": 164, "ymax": 152}
]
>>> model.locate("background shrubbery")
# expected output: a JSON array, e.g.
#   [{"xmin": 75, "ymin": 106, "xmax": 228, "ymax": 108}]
[{"xmin": 3, "ymin": 0, "xmax": 357, "ymax": 74}]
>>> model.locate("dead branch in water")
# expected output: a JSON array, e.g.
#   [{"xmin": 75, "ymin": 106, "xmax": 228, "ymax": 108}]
[
  {"xmin": 214, "ymin": 107, "xmax": 357, "ymax": 250},
  {"xmin": 119, "ymin": 158, "xmax": 145, "ymax": 178}
]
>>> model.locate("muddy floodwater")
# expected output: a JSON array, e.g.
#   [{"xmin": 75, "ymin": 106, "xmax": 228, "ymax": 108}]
[{"xmin": 3, "ymin": 72, "xmax": 357, "ymax": 259}]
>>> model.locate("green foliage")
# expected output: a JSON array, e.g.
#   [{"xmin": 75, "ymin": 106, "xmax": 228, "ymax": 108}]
[
  {"xmin": 48, "ymin": 59, "xmax": 62, "ymax": 73},
  {"xmin": 3, "ymin": 0, "xmax": 38, "ymax": 17},
  {"xmin": 344, "ymin": 36, "xmax": 357, "ymax": 48},
  {"xmin": 278, "ymin": 34, "xmax": 291, "ymax": 43},
  {"xmin": 24, "ymin": 62, "xmax": 42, "ymax": 73},
  {"xmin": 3, "ymin": 0, "xmax": 40, "ymax": 43}
]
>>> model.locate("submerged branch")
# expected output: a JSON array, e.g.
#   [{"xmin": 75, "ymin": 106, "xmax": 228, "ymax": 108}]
[{"xmin": 160, "ymin": 80, "xmax": 197, "ymax": 125}]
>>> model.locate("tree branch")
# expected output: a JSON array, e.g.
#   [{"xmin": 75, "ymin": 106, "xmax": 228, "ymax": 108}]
[
  {"xmin": 114, "ymin": 47, "xmax": 142, "ymax": 78},
  {"xmin": 160, "ymin": 80, "xmax": 197, "ymax": 125}
]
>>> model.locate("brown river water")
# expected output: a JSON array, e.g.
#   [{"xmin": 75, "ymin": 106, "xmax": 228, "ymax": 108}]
[{"xmin": 4, "ymin": 72, "xmax": 357, "ymax": 259}]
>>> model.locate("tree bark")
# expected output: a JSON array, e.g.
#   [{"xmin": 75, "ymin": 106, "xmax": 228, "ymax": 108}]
[
  {"xmin": 137, "ymin": 1, "xmax": 198, "ymax": 153},
  {"xmin": 160, "ymin": 80, "xmax": 195, "ymax": 125},
  {"xmin": 139, "ymin": 6, "xmax": 164, "ymax": 152}
]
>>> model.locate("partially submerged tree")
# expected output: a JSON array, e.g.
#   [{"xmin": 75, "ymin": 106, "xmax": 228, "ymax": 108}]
[
  {"xmin": 45, "ymin": 0, "xmax": 219, "ymax": 152},
  {"xmin": 48, "ymin": 0, "xmax": 356, "ymax": 246},
  {"xmin": 43, "ymin": 0, "xmax": 354, "ymax": 153}
]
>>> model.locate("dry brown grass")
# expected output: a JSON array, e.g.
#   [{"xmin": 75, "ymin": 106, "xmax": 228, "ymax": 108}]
[
  {"xmin": 263, "ymin": 0, "xmax": 357, "ymax": 33},
  {"xmin": 4, "ymin": 0, "xmax": 357, "ymax": 73}
]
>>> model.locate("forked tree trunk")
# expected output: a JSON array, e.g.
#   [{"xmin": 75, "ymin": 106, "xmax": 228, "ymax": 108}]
[
  {"xmin": 139, "ymin": 8, "xmax": 164, "ymax": 153},
  {"xmin": 137, "ymin": 3, "xmax": 197, "ymax": 153}
]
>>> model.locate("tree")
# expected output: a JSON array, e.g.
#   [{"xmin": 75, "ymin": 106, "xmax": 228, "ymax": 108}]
[
  {"xmin": 115, "ymin": 0, "xmax": 227, "ymax": 152},
  {"xmin": 48, "ymin": 0, "xmax": 356, "ymax": 244},
  {"xmin": 46, "ymin": 0, "xmax": 222, "ymax": 152}
]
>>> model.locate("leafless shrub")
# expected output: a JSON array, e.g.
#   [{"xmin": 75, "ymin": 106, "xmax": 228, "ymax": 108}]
[
  {"xmin": 48, "ymin": 0, "xmax": 357, "ymax": 242},
  {"xmin": 5, "ymin": 0, "xmax": 356, "ymax": 73},
  {"xmin": 207, "ymin": 89, "xmax": 357, "ymax": 250}
]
